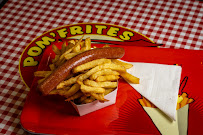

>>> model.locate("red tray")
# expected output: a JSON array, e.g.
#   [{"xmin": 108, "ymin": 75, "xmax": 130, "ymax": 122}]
[{"xmin": 20, "ymin": 44, "xmax": 203, "ymax": 135}]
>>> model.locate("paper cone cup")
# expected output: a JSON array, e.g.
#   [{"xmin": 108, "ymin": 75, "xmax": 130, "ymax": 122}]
[
  {"xmin": 177, "ymin": 104, "xmax": 189, "ymax": 135},
  {"xmin": 143, "ymin": 104, "xmax": 189, "ymax": 135},
  {"xmin": 70, "ymin": 87, "xmax": 118, "ymax": 116}
]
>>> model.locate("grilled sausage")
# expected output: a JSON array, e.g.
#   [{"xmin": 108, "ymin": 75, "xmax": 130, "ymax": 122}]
[{"xmin": 39, "ymin": 47, "xmax": 125, "ymax": 95}]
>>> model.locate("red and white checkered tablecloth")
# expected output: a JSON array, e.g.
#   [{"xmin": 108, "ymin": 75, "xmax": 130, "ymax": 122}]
[{"xmin": 0, "ymin": 0, "xmax": 202, "ymax": 134}]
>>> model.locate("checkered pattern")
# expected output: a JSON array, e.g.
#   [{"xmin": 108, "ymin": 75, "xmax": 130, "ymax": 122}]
[{"xmin": 0, "ymin": 0, "xmax": 202, "ymax": 134}]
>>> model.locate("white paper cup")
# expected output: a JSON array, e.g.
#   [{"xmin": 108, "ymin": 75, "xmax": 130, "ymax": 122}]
[{"xmin": 70, "ymin": 87, "xmax": 118, "ymax": 116}]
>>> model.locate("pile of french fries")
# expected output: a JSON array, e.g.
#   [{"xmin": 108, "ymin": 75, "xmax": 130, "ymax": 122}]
[
  {"xmin": 138, "ymin": 92, "xmax": 194, "ymax": 110},
  {"xmin": 34, "ymin": 36, "xmax": 140, "ymax": 104}
]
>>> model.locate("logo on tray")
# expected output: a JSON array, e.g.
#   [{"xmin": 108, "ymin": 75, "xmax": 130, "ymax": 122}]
[{"xmin": 19, "ymin": 23, "xmax": 161, "ymax": 88}]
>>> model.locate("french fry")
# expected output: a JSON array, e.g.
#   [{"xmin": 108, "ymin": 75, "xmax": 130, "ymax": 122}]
[
  {"xmin": 96, "ymin": 75, "xmax": 119, "ymax": 82},
  {"xmin": 83, "ymin": 79, "xmax": 100, "ymax": 87},
  {"xmin": 84, "ymin": 79, "xmax": 118, "ymax": 88},
  {"xmin": 80, "ymin": 84, "xmax": 105, "ymax": 93},
  {"xmin": 91, "ymin": 93, "xmax": 108, "ymax": 102},
  {"xmin": 101, "ymin": 63, "xmax": 126, "ymax": 72},
  {"xmin": 65, "ymin": 73, "xmax": 74, "ymax": 80},
  {"xmin": 58, "ymin": 40, "xmax": 80, "ymax": 63},
  {"xmin": 48, "ymin": 89, "xmax": 59, "ymax": 95},
  {"xmin": 80, "ymin": 41, "xmax": 85, "ymax": 48},
  {"xmin": 102, "ymin": 44, "xmax": 110, "ymax": 48},
  {"xmin": 34, "ymin": 71, "xmax": 52, "ymax": 77},
  {"xmin": 60, "ymin": 49, "xmax": 73, "ymax": 59},
  {"xmin": 138, "ymin": 98, "xmax": 156, "ymax": 108},
  {"xmin": 177, "ymin": 95, "xmax": 183, "ymax": 103},
  {"xmin": 77, "ymin": 80, "xmax": 83, "ymax": 85},
  {"xmin": 66, "ymin": 42, "xmax": 75, "ymax": 51},
  {"xmin": 61, "ymin": 41, "xmax": 67, "ymax": 54},
  {"xmin": 120, "ymin": 72, "xmax": 140, "ymax": 84},
  {"xmin": 90, "ymin": 69, "xmax": 120, "ymax": 80},
  {"xmin": 176, "ymin": 103, "xmax": 181, "ymax": 110},
  {"xmin": 65, "ymin": 91, "xmax": 83, "ymax": 102},
  {"xmin": 112, "ymin": 59, "xmax": 133, "ymax": 69},
  {"xmin": 57, "ymin": 74, "xmax": 81, "ymax": 89},
  {"xmin": 187, "ymin": 98, "xmax": 194, "ymax": 104},
  {"xmin": 81, "ymin": 37, "xmax": 91, "ymax": 51},
  {"xmin": 85, "ymin": 37, "xmax": 91, "ymax": 50},
  {"xmin": 52, "ymin": 55, "xmax": 60, "ymax": 63},
  {"xmin": 180, "ymin": 97, "xmax": 188, "ymax": 108},
  {"xmin": 77, "ymin": 63, "xmax": 126, "ymax": 83},
  {"xmin": 49, "ymin": 88, "xmax": 70, "ymax": 96},
  {"xmin": 68, "ymin": 40, "xmax": 76, "ymax": 45},
  {"xmin": 55, "ymin": 57, "xmax": 66, "ymax": 67},
  {"xmin": 63, "ymin": 83, "xmax": 80, "ymax": 98},
  {"xmin": 143, "ymin": 97, "xmax": 152, "ymax": 107},
  {"xmin": 72, "ymin": 36, "xmax": 84, "ymax": 53},
  {"xmin": 73, "ymin": 58, "xmax": 111, "ymax": 73},
  {"xmin": 64, "ymin": 52, "xmax": 81, "ymax": 60},
  {"xmin": 181, "ymin": 92, "xmax": 187, "ymax": 98},
  {"xmin": 72, "ymin": 42, "xmax": 81, "ymax": 53},
  {"xmin": 37, "ymin": 78, "xmax": 46, "ymax": 84},
  {"xmin": 138, "ymin": 99, "xmax": 146, "ymax": 107},
  {"xmin": 104, "ymin": 88, "xmax": 115, "ymax": 95},
  {"xmin": 82, "ymin": 97, "xmax": 95, "ymax": 104},
  {"xmin": 49, "ymin": 64, "xmax": 55, "ymax": 71},
  {"xmin": 52, "ymin": 44, "xmax": 61, "ymax": 55},
  {"xmin": 78, "ymin": 94, "xmax": 90, "ymax": 103}
]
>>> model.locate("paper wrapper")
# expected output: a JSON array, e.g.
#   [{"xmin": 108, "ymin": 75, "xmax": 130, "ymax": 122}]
[
  {"xmin": 143, "ymin": 104, "xmax": 189, "ymax": 135},
  {"xmin": 70, "ymin": 87, "xmax": 118, "ymax": 116}
]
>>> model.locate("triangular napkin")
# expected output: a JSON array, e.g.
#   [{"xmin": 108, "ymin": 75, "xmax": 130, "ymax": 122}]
[{"xmin": 126, "ymin": 62, "xmax": 182, "ymax": 120}]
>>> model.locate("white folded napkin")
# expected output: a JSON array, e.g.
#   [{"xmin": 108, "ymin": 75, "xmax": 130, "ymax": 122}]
[{"xmin": 126, "ymin": 62, "xmax": 182, "ymax": 120}]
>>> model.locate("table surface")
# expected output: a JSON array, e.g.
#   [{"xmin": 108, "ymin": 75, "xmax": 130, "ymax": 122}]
[{"xmin": 0, "ymin": 0, "xmax": 202, "ymax": 134}]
